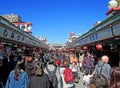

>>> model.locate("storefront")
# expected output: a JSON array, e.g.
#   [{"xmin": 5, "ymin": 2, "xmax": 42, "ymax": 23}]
[
  {"xmin": 67, "ymin": 9, "xmax": 120, "ymax": 67},
  {"xmin": 0, "ymin": 16, "xmax": 49, "ymax": 52}
]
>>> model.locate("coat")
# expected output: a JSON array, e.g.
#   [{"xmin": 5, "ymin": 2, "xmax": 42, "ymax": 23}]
[
  {"xmin": 5, "ymin": 70, "xmax": 28, "ymax": 88},
  {"xmin": 95, "ymin": 61, "xmax": 111, "ymax": 80},
  {"xmin": 83, "ymin": 57, "xmax": 94, "ymax": 68},
  {"xmin": 27, "ymin": 74, "xmax": 50, "ymax": 88}
]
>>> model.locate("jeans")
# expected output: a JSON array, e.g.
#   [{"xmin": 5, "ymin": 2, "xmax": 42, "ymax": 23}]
[{"xmin": 73, "ymin": 72, "xmax": 78, "ymax": 79}]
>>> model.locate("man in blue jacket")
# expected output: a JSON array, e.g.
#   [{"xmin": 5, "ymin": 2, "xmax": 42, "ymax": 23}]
[{"xmin": 95, "ymin": 55, "xmax": 111, "ymax": 80}]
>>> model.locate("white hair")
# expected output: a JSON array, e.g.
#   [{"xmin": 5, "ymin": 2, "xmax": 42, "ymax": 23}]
[{"xmin": 102, "ymin": 55, "xmax": 109, "ymax": 63}]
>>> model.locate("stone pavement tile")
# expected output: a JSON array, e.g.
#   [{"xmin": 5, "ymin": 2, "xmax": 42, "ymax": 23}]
[{"xmin": 75, "ymin": 72, "xmax": 85, "ymax": 88}]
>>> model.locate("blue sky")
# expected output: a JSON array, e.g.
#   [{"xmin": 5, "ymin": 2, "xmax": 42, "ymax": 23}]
[{"xmin": 0, "ymin": 0, "xmax": 110, "ymax": 44}]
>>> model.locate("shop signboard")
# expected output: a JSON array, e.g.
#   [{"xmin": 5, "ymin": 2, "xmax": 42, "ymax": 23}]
[
  {"xmin": 113, "ymin": 23, "xmax": 120, "ymax": 36},
  {"xmin": 97, "ymin": 28, "xmax": 113, "ymax": 41},
  {"xmin": 0, "ymin": 17, "xmax": 46, "ymax": 48},
  {"xmin": 0, "ymin": 26, "xmax": 35, "ymax": 46},
  {"xmin": 79, "ymin": 28, "xmax": 113, "ymax": 46},
  {"xmin": 79, "ymin": 33, "xmax": 98, "ymax": 46},
  {"xmin": 96, "ymin": 20, "xmax": 113, "ymax": 31}
]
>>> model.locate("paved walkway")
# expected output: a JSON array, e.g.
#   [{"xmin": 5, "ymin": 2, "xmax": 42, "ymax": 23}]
[{"xmin": 74, "ymin": 72, "xmax": 85, "ymax": 88}]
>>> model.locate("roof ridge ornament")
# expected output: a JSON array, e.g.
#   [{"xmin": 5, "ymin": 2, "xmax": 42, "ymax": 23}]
[{"xmin": 108, "ymin": 0, "xmax": 118, "ymax": 9}]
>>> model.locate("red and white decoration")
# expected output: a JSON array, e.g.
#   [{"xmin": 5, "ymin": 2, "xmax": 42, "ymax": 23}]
[
  {"xmin": 70, "ymin": 32, "xmax": 74, "ymax": 38},
  {"xmin": 13, "ymin": 22, "xmax": 32, "ymax": 33}
]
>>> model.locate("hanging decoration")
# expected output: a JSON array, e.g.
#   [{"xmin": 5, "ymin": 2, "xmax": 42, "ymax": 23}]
[
  {"xmin": 96, "ymin": 43, "xmax": 103, "ymax": 50},
  {"xmin": 83, "ymin": 46, "xmax": 88, "ymax": 50}
]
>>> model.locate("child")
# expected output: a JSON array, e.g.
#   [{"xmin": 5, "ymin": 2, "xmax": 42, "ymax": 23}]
[{"xmin": 83, "ymin": 72, "xmax": 93, "ymax": 88}]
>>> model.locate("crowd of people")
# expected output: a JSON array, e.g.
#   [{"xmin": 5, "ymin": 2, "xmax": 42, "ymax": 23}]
[{"xmin": 0, "ymin": 45, "xmax": 120, "ymax": 88}]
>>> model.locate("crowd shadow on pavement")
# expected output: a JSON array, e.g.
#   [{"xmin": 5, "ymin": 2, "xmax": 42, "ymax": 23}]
[{"xmin": 75, "ymin": 72, "xmax": 85, "ymax": 88}]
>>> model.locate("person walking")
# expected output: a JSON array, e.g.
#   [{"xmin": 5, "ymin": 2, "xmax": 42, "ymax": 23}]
[
  {"xmin": 70, "ymin": 61, "xmax": 79, "ymax": 83},
  {"xmin": 24, "ymin": 54, "xmax": 34, "ymax": 78},
  {"xmin": 60, "ymin": 60, "xmax": 75, "ymax": 88},
  {"xmin": 94, "ymin": 55, "xmax": 111, "ymax": 81},
  {"xmin": 27, "ymin": 62, "xmax": 50, "ymax": 88},
  {"xmin": 83, "ymin": 52, "xmax": 94, "ymax": 75},
  {"xmin": 109, "ymin": 67, "xmax": 120, "ymax": 88},
  {"xmin": 78, "ymin": 53, "xmax": 84, "ymax": 72},
  {"xmin": 44, "ymin": 59, "xmax": 58, "ymax": 88},
  {"xmin": 89, "ymin": 56, "xmax": 110, "ymax": 88},
  {"xmin": 5, "ymin": 60, "xmax": 28, "ymax": 88}
]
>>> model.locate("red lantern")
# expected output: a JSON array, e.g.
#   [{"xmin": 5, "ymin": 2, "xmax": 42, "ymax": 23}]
[
  {"xmin": 96, "ymin": 44, "xmax": 102, "ymax": 50},
  {"xmin": 83, "ymin": 46, "xmax": 88, "ymax": 50}
]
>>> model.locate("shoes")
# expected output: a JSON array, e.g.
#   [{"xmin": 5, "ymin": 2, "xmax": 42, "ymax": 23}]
[
  {"xmin": 83, "ymin": 73, "xmax": 84, "ymax": 76},
  {"xmin": 83, "ymin": 82, "xmax": 85, "ymax": 85},
  {"xmin": 74, "ymin": 78, "xmax": 79, "ymax": 83}
]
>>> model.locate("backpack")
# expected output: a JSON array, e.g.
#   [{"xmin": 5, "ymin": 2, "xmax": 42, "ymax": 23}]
[
  {"xmin": 46, "ymin": 66, "xmax": 58, "ymax": 88},
  {"xmin": 90, "ymin": 63, "xmax": 108, "ymax": 88},
  {"xmin": 44, "ymin": 54, "xmax": 49, "ymax": 61},
  {"xmin": 63, "ymin": 68, "xmax": 74, "ymax": 83}
]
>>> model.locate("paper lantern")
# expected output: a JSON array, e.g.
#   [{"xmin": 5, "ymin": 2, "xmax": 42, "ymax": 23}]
[
  {"xmin": 96, "ymin": 44, "xmax": 102, "ymax": 50},
  {"xmin": 83, "ymin": 46, "xmax": 88, "ymax": 50}
]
